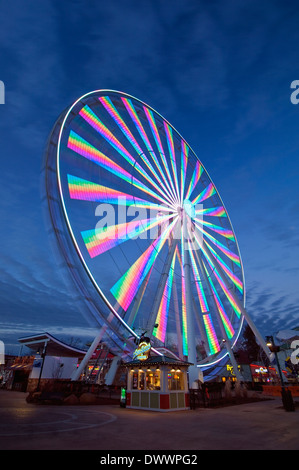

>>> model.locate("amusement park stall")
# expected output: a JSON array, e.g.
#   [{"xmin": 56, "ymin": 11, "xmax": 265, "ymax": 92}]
[{"xmin": 123, "ymin": 344, "xmax": 192, "ymax": 412}]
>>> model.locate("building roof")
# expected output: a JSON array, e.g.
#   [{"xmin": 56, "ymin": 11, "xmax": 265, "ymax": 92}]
[
  {"xmin": 123, "ymin": 354, "xmax": 193, "ymax": 368},
  {"xmin": 18, "ymin": 332, "xmax": 87, "ymax": 358}
]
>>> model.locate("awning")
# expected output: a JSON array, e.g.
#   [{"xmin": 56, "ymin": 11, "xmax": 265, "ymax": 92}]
[
  {"xmin": 18, "ymin": 332, "xmax": 87, "ymax": 358},
  {"xmin": 276, "ymin": 329, "xmax": 299, "ymax": 342}
]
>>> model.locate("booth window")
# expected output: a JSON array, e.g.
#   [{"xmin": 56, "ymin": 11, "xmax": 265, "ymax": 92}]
[
  {"xmin": 168, "ymin": 369, "xmax": 184, "ymax": 390},
  {"xmin": 138, "ymin": 370, "xmax": 146, "ymax": 389},
  {"xmin": 146, "ymin": 369, "xmax": 160, "ymax": 390},
  {"xmin": 131, "ymin": 369, "xmax": 161, "ymax": 390}
]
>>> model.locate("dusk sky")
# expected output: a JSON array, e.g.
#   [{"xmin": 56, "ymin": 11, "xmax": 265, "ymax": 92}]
[{"xmin": 0, "ymin": 0, "xmax": 299, "ymax": 355}]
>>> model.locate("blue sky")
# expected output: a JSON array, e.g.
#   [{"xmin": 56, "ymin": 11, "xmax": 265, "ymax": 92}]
[{"xmin": 0, "ymin": 0, "xmax": 299, "ymax": 354}]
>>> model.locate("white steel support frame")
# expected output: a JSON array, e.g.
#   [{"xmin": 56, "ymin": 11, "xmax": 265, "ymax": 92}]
[
  {"xmin": 172, "ymin": 275, "xmax": 183, "ymax": 358},
  {"xmin": 71, "ymin": 328, "xmax": 106, "ymax": 381},
  {"xmin": 147, "ymin": 236, "xmax": 178, "ymax": 340},
  {"xmin": 192, "ymin": 296, "xmax": 211, "ymax": 358},
  {"xmin": 183, "ymin": 212, "xmax": 199, "ymax": 387}
]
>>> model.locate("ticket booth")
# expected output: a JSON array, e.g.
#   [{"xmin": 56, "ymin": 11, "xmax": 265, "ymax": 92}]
[{"xmin": 123, "ymin": 343, "xmax": 192, "ymax": 412}]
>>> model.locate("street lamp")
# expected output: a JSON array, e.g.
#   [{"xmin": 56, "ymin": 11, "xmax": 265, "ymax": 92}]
[
  {"xmin": 266, "ymin": 336, "xmax": 284, "ymax": 387},
  {"xmin": 266, "ymin": 335, "xmax": 295, "ymax": 412}
]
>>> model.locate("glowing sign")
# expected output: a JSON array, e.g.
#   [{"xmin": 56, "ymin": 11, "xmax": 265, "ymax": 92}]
[
  {"xmin": 226, "ymin": 364, "xmax": 241, "ymax": 375},
  {"xmin": 133, "ymin": 341, "xmax": 151, "ymax": 361},
  {"xmin": 254, "ymin": 367, "xmax": 267, "ymax": 374}
]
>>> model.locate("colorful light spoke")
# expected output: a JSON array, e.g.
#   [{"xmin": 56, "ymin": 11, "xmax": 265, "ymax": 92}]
[
  {"xmin": 144, "ymin": 106, "xmax": 178, "ymax": 202},
  {"xmin": 152, "ymin": 250, "xmax": 176, "ymax": 343},
  {"xmin": 196, "ymin": 206, "xmax": 227, "ymax": 217},
  {"xmin": 200, "ymin": 241, "xmax": 242, "ymax": 318},
  {"xmin": 204, "ymin": 239, "xmax": 243, "ymax": 293},
  {"xmin": 79, "ymin": 105, "xmax": 173, "ymax": 206},
  {"xmin": 200, "ymin": 220, "xmax": 235, "ymax": 240},
  {"xmin": 203, "ymin": 313, "xmax": 221, "ymax": 354},
  {"xmin": 185, "ymin": 160, "xmax": 203, "ymax": 201},
  {"xmin": 180, "ymin": 232, "xmax": 188, "ymax": 356},
  {"xmin": 192, "ymin": 182, "xmax": 216, "ymax": 205},
  {"xmin": 67, "ymin": 131, "xmax": 171, "ymax": 206},
  {"xmin": 194, "ymin": 220, "xmax": 240, "ymax": 266},
  {"xmin": 110, "ymin": 218, "xmax": 177, "ymax": 311},
  {"xmin": 79, "ymin": 105, "xmax": 136, "ymax": 166},
  {"xmin": 188, "ymin": 241, "xmax": 209, "ymax": 313},
  {"xmin": 164, "ymin": 121, "xmax": 180, "ymax": 199},
  {"xmin": 99, "ymin": 96, "xmax": 174, "ymax": 205},
  {"xmin": 121, "ymin": 97, "xmax": 176, "ymax": 201},
  {"xmin": 180, "ymin": 141, "xmax": 188, "ymax": 203},
  {"xmin": 82, "ymin": 213, "xmax": 174, "ymax": 258},
  {"xmin": 203, "ymin": 262, "xmax": 235, "ymax": 339},
  {"xmin": 68, "ymin": 174, "xmax": 165, "ymax": 210}
]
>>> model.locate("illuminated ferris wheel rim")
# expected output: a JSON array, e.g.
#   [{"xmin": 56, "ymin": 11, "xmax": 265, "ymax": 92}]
[{"xmin": 54, "ymin": 89, "xmax": 246, "ymax": 369}]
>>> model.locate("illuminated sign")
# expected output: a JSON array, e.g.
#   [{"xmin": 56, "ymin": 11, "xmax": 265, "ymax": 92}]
[
  {"xmin": 254, "ymin": 367, "xmax": 267, "ymax": 374},
  {"xmin": 133, "ymin": 341, "xmax": 151, "ymax": 361},
  {"xmin": 226, "ymin": 364, "xmax": 241, "ymax": 375}
]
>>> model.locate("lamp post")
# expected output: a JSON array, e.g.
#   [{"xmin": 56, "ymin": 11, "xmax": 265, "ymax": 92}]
[
  {"xmin": 266, "ymin": 335, "xmax": 295, "ymax": 411},
  {"xmin": 36, "ymin": 341, "xmax": 48, "ymax": 392},
  {"xmin": 266, "ymin": 336, "xmax": 284, "ymax": 387}
]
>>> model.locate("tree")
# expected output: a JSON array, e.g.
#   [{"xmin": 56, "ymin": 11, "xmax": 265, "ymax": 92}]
[{"xmin": 238, "ymin": 325, "xmax": 269, "ymax": 365}]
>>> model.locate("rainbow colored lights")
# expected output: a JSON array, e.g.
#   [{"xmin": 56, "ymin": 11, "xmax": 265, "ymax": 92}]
[
  {"xmin": 110, "ymin": 219, "xmax": 177, "ymax": 311},
  {"xmin": 153, "ymin": 251, "xmax": 176, "ymax": 343},
  {"xmin": 203, "ymin": 314, "xmax": 221, "ymax": 354}
]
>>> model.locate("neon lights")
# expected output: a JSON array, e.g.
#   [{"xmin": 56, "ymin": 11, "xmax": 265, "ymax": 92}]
[
  {"xmin": 188, "ymin": 242, "xmax": 209, "ymax": 313},
  {"xmin": 79, "ymin": 105, "xmax": 136, "ymax": 166},
  {"xmin": 203, "ymin": 314, "xmax": 220, "ymax": 354},
  {"xmin": 192, "ymin": 182, "xmax": 216, "ymax": 204},
  {"xmin": 110, "ymin": 218, "xmax": 177, "ymax": 310},
  {"xmin": 185, "ymin": 160, "xmax": 203, "ymax": 201},
  {"xmin": 143, "ymin": 106, "xmax": 165, "ymax": 156},
  {"xmin": 196, "ymin": 206, "xmax": 227, "ymax": 217},
  {"xmin": 68, "ymin": 130, "xmax": 130, "ymax": 181},
  {"xmin": 153, "ymin": 250, "xmax": 176, "ymax": 342},
  {"xmin": 203, "ymin": 261, "xmax": 235, "ymax": 339},
  {"xmin": 200, "ymin": 242, "xmax": 241, "ymax": 318},
  {"xmin": 132, "ymin": 341, "xmax": 151, "ymax": 361},
  {"xmin": 121, "ymin": 97, "xmax": 175, "ymax": 200},
  {"xmin": 204, "ymin": 239, "xmax": 243, "ymax": 293},
  {"xmin": 180, "ymin": 232, "xmax": 188, "ymax": 356},
  {"xmin": 99, "ymin": 96, "xmax": 144, "ymax": 157},
  {"xmin": 164, "ymin": 122, "xmax": 180, "ymax": 198},
  {"xmin": 67, "ymin": 131, "xmax": 171, "ymax": 206},
  {"xmin": 81, "ymin": 213, "xmax": 173, "ymax": 258},
  {"xmin": 100, "ymin": 96, "xmax": 174, "ymax": 203},
  {"xmin": 180, "ymin": 141, "xmax": 188, "ymax": 203},
  {"xmin": 80, "ymin": 105, "xmax": 173, "ymax": 205},
  {"xmin": 194, "ymin": 220, "xmax": 240, "ymax": 266},
  {"xmin": 200, "ymin": 220, "xmax": 235, "ymax": 240},
  {"xmin": 67, "ymin": 174, "xmax": 172, "ymax": 214},
  {"xmin": 144, "ymin": 106, "xmax": 177, "ymax": 201}
]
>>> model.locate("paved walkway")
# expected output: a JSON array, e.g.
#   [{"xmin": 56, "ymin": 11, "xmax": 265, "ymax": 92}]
[{"xmin": 0, "ymin": 390, "xmax": 298, "ymax": 451}]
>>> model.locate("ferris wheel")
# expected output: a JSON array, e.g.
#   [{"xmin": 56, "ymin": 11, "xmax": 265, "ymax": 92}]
[{"xmin": 44, "ymin": 90, "xmax": 270, "ymax": 381}]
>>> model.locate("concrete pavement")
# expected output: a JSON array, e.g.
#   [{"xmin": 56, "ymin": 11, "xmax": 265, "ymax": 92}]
[{"xmin": 0, "ymin": 389, "xmax": 298, "ymax": 451}]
